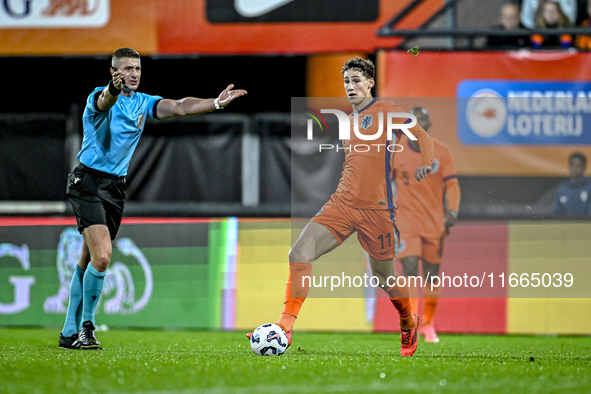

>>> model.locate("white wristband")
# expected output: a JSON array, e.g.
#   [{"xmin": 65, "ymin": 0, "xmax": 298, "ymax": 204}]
[{"xmin": 214, "ymin": 98, "xmax": 224, "ymax": 110}]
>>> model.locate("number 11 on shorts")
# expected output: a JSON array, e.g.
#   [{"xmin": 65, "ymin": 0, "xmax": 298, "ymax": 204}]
[{"xmin": 378, "ymin": 233, "xmax": 391, "ymax": 249}]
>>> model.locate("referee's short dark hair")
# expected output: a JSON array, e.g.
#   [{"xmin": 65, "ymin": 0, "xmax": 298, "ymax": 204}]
[
  {"xmin": 112, "ymin": 48, "xmax": 140, "ymax": 61},
  {"xmin": 569, "ymin": 152, "xmax": 587, "ymax": 167}
]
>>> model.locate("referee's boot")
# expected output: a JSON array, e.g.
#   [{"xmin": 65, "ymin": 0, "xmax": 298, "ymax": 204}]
[
  {"xmin": 78, "ymin": 321, "xmax": 103, "ymax": 350},
  {"xmin": 59, "ymin": 333, "xmax": 81, "ymax": 349}
]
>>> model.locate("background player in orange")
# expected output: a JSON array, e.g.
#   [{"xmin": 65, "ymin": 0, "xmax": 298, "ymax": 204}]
[
  {"xmin": 250, "ymin": 57, "xmax": 434, "ymax": 357},
  {"xmin": 392, "ymin": 106, "xmax": 461, "ymax": 343}
]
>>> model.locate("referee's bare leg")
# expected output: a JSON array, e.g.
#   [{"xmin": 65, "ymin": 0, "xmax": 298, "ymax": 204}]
[
  {"xmin": 77, "ymin": 224, "xmax": 111, "ymax": 349},
  {"xmin": 83, "ymin": 225, "xmax": 112, "ymax": 272}
]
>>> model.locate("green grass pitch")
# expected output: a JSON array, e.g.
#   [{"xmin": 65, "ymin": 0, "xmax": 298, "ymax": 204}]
[{"xmin": 1, "ymin": 328, "xmax": 589, "ymax": 393}]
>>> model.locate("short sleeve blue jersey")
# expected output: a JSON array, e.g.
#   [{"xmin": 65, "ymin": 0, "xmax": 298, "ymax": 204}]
[{"xmin": 78, "ymin": 87, "xmax": 163, "ymax": 176}]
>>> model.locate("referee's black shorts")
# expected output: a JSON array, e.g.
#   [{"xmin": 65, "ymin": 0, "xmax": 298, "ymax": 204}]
[{"xmin": 67, "ymin": 164, "xmax": 126, "ymax": 241}]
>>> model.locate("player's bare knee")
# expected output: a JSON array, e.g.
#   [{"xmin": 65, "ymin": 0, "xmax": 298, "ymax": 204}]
[
  {"xmin": 369, "ymin": 260, "xmax": 395, "ymax": 287},
  {"xmin": 401, "ymin": 257, "xmax": 419, "ymax": 277},
  {"xmin": 374, "ymin": 272, "xmax": 392, "ymax": 289},
  {"xmin": 369, "ymin": 269, "xmax": 383, "ymax": 283},
  {"xmin": 288, "ymin": 247, "xmax": 314, "ymax": 264},
  {"xmin": 422, "ymin": 260, "xmax": 440, "ymax": 281}
]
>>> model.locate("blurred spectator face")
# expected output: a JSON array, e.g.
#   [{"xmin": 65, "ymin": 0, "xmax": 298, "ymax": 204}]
[
  {"xmin": 569, "ymin": 156, "xmax": 586, "ymax": 181},
  {"xmin": 543, "ymin": 2, "xmax": 561, "ymax": 25},
  {"xmin": 500, "ymin": 4, "xmax": 520, "ymax": 30}
]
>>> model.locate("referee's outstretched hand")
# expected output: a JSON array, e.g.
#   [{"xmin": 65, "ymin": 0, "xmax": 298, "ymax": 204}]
[{"xmin": 217, "ymin": 84, "xmax": 248, "ymax": 108}]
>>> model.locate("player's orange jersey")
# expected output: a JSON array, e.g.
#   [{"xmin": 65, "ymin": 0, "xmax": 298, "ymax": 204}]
[
  {"xmin": 393, "ymin": 136, "xmax": 458, "ymax": 238},
  {"xmin": 332, "ymin": 100, "xmax": 434, "ymax": 211}
]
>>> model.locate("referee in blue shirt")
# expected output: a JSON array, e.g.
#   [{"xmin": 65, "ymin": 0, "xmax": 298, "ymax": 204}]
[{"xmin": 59, "ymin": 48, "xmax": 247, "ymax": 349}]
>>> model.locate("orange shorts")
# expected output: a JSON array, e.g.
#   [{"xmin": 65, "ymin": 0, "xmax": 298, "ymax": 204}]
[
  {"xmin": 310, "ymin": 198, "xmax": 399, "ymax": 260},
  {"xmin": 397, "ymin": 231, "xmax": 446, "ymax": 263}
]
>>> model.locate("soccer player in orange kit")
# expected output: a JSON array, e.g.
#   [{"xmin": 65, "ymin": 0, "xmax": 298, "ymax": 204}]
[
  {"xmin": 392, "ymin": 106, "xmax": 461, "ymax": 343},
  {"xmin": 250, "ymin": 57, "xmax": 434, "ymax": 356}
]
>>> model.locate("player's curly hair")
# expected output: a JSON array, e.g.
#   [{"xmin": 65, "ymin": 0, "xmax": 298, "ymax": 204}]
[
  {"xmin": 341, "ymin": 56, "xmax": 375, "ymax": 80},
  {"xmin": 112, "ymin": 47, "xmax": 140, "ymax": 63}
]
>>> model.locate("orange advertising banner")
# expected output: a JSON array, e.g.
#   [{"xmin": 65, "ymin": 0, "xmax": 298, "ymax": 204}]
[
  {"xmin": 0, "ymin": 0, "xmax": 443, "ymax": 56},
  {"xmin": 377, "ymin": 51, "xmax": 591, "ymax": 176},
  {"xmin": 155, "ymin": 0, "xmax": 442, "ymax": 55},
  {"xmin": 0, "ymin": 0, "xmax": 158, "ymax": 55}
]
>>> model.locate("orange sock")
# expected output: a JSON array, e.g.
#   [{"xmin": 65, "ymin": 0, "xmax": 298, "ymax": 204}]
[
  {"xmin": 279, "ymin": 262, "xmax": 312, "ymax": 329},
  {"xmin": 422, "ymin": 285, "xmax": 441, "ymax": 326},
  {"xmin": 407, "ymin": 279, "xmax": 420, "ymax": 315},
  {"xmin": 385, "ymin": 285, "xmax": 413, "ymax": 330},
  {"xmin": 411, "ymin": 298, "xmax": 420, "ymax": 316}
]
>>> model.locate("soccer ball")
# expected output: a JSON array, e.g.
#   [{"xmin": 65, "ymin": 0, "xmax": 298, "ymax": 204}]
[{"xmin": 250, "ymin": 323, "xmax": 289, "ymax": 356}]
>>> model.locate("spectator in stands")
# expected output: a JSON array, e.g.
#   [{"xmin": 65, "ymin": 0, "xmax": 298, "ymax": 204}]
[
  {"xmin": 575, "ymin": 1, "xmax": 591, "ymax": 50},
  {"xmin": 487, "ymin": 2, "xmax": 531, "ymax": 48},
  {"xmin": 530, "ymin": 1, "xmax": 574, "ymax": 48},
  {"xmin": 552, "ymin": 153, "xmax": 591, "ymax": 216},
  {"xmin": 521, "ymin": 0, "xmax": 577, "ymax": 28}
]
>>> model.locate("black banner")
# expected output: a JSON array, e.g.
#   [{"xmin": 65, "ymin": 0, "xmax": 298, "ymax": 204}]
[
  {"xmin": 126, "ymin": 116, "xmax": 243, "ymax": 203},
  {"xmin": 0, "ymin": 114, "xmax": 67, "ymax": 201},
  {"xmin": 207, "ymin": 0, "xmax": 378, "ymax": 23}
]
